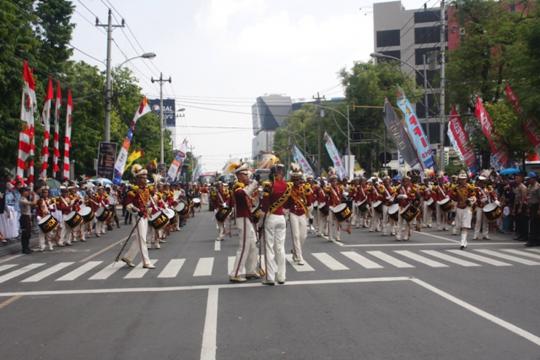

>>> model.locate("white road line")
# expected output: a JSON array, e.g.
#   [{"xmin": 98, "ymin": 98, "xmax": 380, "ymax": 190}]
[
  {"xmin": 421, "ymin": 250, "xmax": 480, "ymax": 267},
  {"xmin": 200, "ymin": 288, "xmax": 219, "ymax": 360},
  {"xmin": 413, "ymin": 231, "xmax": 459, "ymax": 243},
  {"xmin": 125, "ymin": 260, "xmax": 159, "ymax": 279},
  {"xmin": 89, "ymin": 262, "xmax": 123, "ymax": 280},
  {"xmin": 56, "ymin": 261, "xmax": 103, "ymax": 281},
  {"xmin": 312, "ymin": 253, "xmax": 349, "ymax": 271},
  {"xmin": 474, "ymin": 249, "xmax": 540, "ymax": 266},
  {"xmin": 339, "ymin": 241, "xmax": 517, "ymax": 248},
  {"xmin": 340, "ymin": 251, "xmax": 383, "ymax": 269},
  {"xmin": 0, "ymin": 264, "xmax": 18, "ymax": 273},
  {"xmin": 21, "ymin": 262, "xmax": 74, "ymax": 283},
  {"xmin": 526, "ymin": 248, "xmax": 540, "ymax": 254},
  {"xmin": 158, "ymin": 259, "xmax": 185, "ymax": 278},
  {"xmin": 501, "ymin": 249, "xmax": 540, "ymax": 261},
  {"xmin": 227, "ymin": 256, "xmax": 235, "ymax": 275},
  {"xmin": 0, "ymin": 254, "xmax": 22, "ymax": 264},
  {"xmin": 394, "ymin": 250, "xmax": 448, "ymax": 268},
  {"xmin": 194, "ymin": 258, "xmax": 214, "ymax": 277},
  {"xmin": 447, "ymin": 250, "xmax": 512, "ymax": 266},
  {"xmin": 285, "ymin": 254, "xmax": 315, "ymax": 272},
  {"xmin": 367, "ymin": 251, "xmax": 415, "ymax": 268},
  {"xmin": 0, "ymin": 263, "xmax": 45, "ymax": 283},
  {"xmin": 79, "ymin": 236, "xmax": 127, "ymax": 263},
  {"xmin": 411, "ymin": 278, "xmax": 540, "ymax": 347}
]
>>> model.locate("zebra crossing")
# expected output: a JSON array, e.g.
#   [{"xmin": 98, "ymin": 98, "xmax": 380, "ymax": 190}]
[{"xmin": 0, "ymin": 248, "xmax": 539, "ymax": 285}]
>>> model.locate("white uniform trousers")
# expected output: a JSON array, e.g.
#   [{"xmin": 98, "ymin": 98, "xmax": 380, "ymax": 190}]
[
  {"xmin": 60, "ymin": 221, "xmax": 73, "ymax": 245},
  {"xmin": 329, "ymin": 212, "xmax": 341, "ymax": 242},
  {"xmin": 229, "ymin": 217, "xmax": 258, "ymax": 278},
  {"xmin": 263, "ymin": 214, "xmax": 286, "ymax": 283},
  {"xmin": 423, "ymin": 202, "xmax": 433, "ymax": 228},
  {"xmin": 370, "ymin": 207, "xmax": 382, "ymax": 232},
  {"xmin": 455, "ymin": 207, "xmax": 472, "ymax": 247},
  {"xmin": 382, "ymin": 205, "xmax": 397, "ymax": 235},
  {"xmin": 473, "ymin": 207, "xmax": 489, "ymax": 239},
  {"xmin": 124, "ymin": 217, "xmax": 151, "ymax": 265},
  {"xmin": 96, "ymin": 220, "xmax": 106, "ymax": 235},
  {"xmin": 396, "ymin": 211, "xmax": 412, "ymax": 241},
  {"xmin": 436, "ymin": 205, "xmax": 449, "ymax": 231},
  {"xmin": 217, "ymin": 221, "xmax": 226, "ymax": 240},
  {"xmin": 289, "ymin": 213, "xmax": 307, "ymax": 261},
  {"xmin": 318, "ymin": 210, "xmax": 329, "ymax": 238}
]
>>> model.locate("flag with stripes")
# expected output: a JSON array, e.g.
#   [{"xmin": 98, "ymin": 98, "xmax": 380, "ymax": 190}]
[
  {"xmin": 63, "ymin": 89, "xmax": 73, "ymax": 180},
  {"xmin": 17, "ymin": 60, "xmax": 37, "ymax": 183},
  {"xmin": 53, "ymin": 81, "xmax": 62, "ymax": 177},
  {"xmin": 39, "ymin": 78, "xmax": 53, "ymax": 180}
]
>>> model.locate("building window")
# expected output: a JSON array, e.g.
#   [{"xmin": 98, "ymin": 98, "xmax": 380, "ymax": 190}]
[
  {"xmin": 416, "ymin": 69, "xmax": 440, "ymax": 88},
  {"xmin": 414, "ymin": 10, "xmax": 440, "ymax": 23},
  {"xmin": 376, "ymin": 29, "xmax": 400, "ymax": 47},
  {"xmin": 378, "ymin": 50, "xmax": 401, "ymax": 62},
  {"xmin": 416, "ymin": 95, "xmax": 439, "ymax": 119},
  {"xmin": 415, "ymin": 26, "xmax": 440, "ymax": 44},
  {"xmin": 415, "ymin": 47, "xmax": 439, "ymax": 65}
]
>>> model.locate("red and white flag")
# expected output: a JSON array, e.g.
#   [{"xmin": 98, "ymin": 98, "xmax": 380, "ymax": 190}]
[
  {"xmin": 39, "ymin": 77, "xmax": 53, "ymax": 180},
  {"xmin": 474, "ymin": 96, "xmax": 509, "ymax": 169},
  {"xmin": 53, "ymin": 81, "xmax": 62, "ymax": 177},
  {"xmin": 63, "ymin": 89, "xmax": 73, "ymax": 180},
  {"xmin": 447, "ymin": 106, "xmax": 478, "ymax": 173},
  {"xmin": 17, "ymin": 60, "xmax": 37, "ymax": 183}
]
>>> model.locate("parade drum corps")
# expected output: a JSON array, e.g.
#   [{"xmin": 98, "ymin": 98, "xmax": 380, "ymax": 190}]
[{"xmin": 449, "ymin": 171, "xmax": 477, "ymax": 249}]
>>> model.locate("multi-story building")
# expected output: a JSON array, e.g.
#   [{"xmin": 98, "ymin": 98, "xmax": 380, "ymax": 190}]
[{"xmin": 251, "ymin": 94, "xmax": 292, "ymax": 161}]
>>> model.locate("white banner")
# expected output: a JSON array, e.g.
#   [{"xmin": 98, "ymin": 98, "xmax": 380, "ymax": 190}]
[
  {"xmin": 292, "ymin": 145, "xmax": 314, "ymax": 177},
  {"xmin": 167, "ymin": 139, "xmax": 188, "ymax": 181},
  {"xmin": 323, "ymin": 132, "xmax": 346, "ymax": 179}
]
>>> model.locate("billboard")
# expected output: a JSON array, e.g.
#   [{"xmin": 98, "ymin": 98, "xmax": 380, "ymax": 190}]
[
  {"xmin": 97, "ymin": 142, "xmax": 117, "ymax": 179},
  {"xmin": 149, "ymin": 98, "xmax": 176, "ymax": 128}
]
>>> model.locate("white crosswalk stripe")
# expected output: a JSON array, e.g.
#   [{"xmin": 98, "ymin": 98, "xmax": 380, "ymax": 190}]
[
  {"xmin": 89, "ymin": 262, "xmax": 123, "ymax": 280},
  {"xmin": 193, "ymin": 257, "xmax": 214, "ymax": 276},
  {"xmin": 56, "ymin": 261, "xmax": 103, "ymax": 281},
  {"xmin": 285, "ymin": 254, "xmax": 315, "ymax": 272},
  {"xmin": 340, "ymin": 251, "xmax": 383, "ymax": 269},
  {"xmin": 447, "ymin": 250, "xmax": 512, "ymax": 266},
  {"xmin": 125, "ymin": 260, "xmax": 159, "ymax": 279},
  {"xmin": 474, "ymin": 249, "xmax": 540, "ymax": 266},
  {"xmin": 158, "ymin": 259, "xmax": 185, "ymax": 278},
  {"xmin": 421, "ymin": 250, "xmax": 480, "ymax": 267},
  {"xmin": 501, "ymin": 249, "xmax": 540, "ymax": 261},
  {"xmin": 227, "ymin": 256, "xmax": 235, "ymax": 274},
  {"xmin": 367, "ymin": 251, "xmax": 415, "ymax": 268},
  {"xmin": 22, "ymin": 262, "xmax": 74, "ymax": 283},
  {"xmin": 0, "ymin": 264, "xmax": 18, "ymax": 273},
  {"xmin": 526, "ymin": 248, "xmax": 540, "ymax": 254},
  {"xmin": 312, "ymin": 253, "xmax": 349, "ymax": 270},
  {"xmin": 394, "ymin": 250, "xmax": 448, "ymax": 268},
  {"xmin": 0, "ymin": 263, "xmax": 45, "ymax": 283}
]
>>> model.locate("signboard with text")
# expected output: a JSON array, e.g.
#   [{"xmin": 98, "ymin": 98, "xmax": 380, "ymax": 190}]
[
  {"xmin": 97, "ymin": 142, "xmax": 117, "ymax": 179},
  {"xmin": 149, "ymin": 98, "xmax": 176, "ymax": 127}
]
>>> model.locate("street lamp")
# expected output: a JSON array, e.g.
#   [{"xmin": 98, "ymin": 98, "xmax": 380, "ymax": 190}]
[{"xmin": 104, "ymin": 52, "xmax": 157, "ymax": 142}]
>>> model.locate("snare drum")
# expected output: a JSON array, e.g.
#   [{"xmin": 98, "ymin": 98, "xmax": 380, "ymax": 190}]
[
  {"xmin": 483, "ymin": 202, "xmax": 502, "ymax": 222},
  {"xmin": 38, "ymin": 215, "xmax": 59, "ymax": 233},
  {"xmin": 79, "ymin": 207, "xmax": 94, "ymax": 223},
  {"xmin": 356, "ymin": 199, "xmax": 368, "ymax": 212},
  {"xmin": 215, "ymin": 206, "xmax": 231, "ymax": 222},
  {"xmin": 372, "ymin": 200, "xmax": 383, "ymax": 214},
  {"xmin": 192, "ymin": 198, "xmax": 201, "ymax": 208},
  {"xmin": 149, "ymin": 211, "xmax": 169, "ymax": 229},
  {"xmin": 425, "ymin": 198, "xmax": 435, "ymax": 210},
  {"xmin": 318, "ymin": 202, "xmax": 329, "ymax": 216},
  {"xmin": 331, "ymin": 203, "xmax": 352, "ymax": 222},
  {"xmin": 388, "ymin": 203, "xmax": 400, "ymax": 222},
  {"xmin": 400, "ymin": 204, "xmax": 420, "ymax": 223},
  {"xmin": 65, "ymin": 211, "xmax": 83, "ymax": 228},
  {"xmin": 95, "ymin": 207, "xmax": 111, "ymax": 222},
  {"xmin": 437, "ymin": 197, "xmax": 453, "ymax": 212}
]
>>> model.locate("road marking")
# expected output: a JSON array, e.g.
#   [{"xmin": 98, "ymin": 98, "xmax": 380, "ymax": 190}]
[
  {"xmin": 447, "ymin": 250, "xmax": 511, "ymax": 266},
  {"xmin": 394, "ymin": 250, "xmax": 448, "ymax": 268},
  {"xmin": 420, "ymin": 250, "xmax": 480, "ymax": 267},
  {"xmin": 194, "ymin": 257, "xmax": 214, "ymax": 277},
  {"xmin": 339, "ymin": 241, "xmax": 518, "ymax": 248},
  {"xmin": 158, "ymin": 259, "xmax": 185, "ymax": 278},
  {"xmin": 411, "ymin": 278, "xmax": 540, "ymax": 347},
  {"xmin": 0, "ymin": 264, "xmax": 18, "ymax": 273},
  {"xmin": 413, "ymin": 231, "xmax": 459, "ymax": 243},
  {"xmin": 227, "ymin": 256, "xmax": 235, "ymax": 274},
  {"xmin": 0, "ymin": 254, "xmax": 22, "ymax": 264},
  {"xmin": 56, "ymin": 261, "xmax": 103, "ymax": 281},
  {"xmin": 200, "ymin": 287, "xmax": 219, "ymax": 360},
  {"xmin": 340, "ymin": 251, "xmax": 383, "ymax": 269},
  {"xmin": 21, "ymin": 262, "xmax": 74, "ymax": 283},
  {"xmin": 89, "ymin": 262, "xmax": 123, "ymax": 280},
  {"xmin": 526, "ymin": 248, "xmax": 540, "ymax": 254},
  {"xmin": 125, "ymin": 260, "xmax": 158, "ymax": 279},
  {"xmin": 500, "ymin": 249, "xmax": 540, "ymax": 261},
  {"xmin": 285, "ymin": 254, "xmax": 315, "ymax": 272},
  {"xmin": 367, "ymin": 251, "xmax": 415, "ymax": 268},
  {"xmin": 0, "ymin": 295, "xmax": 22, "ymax": 310},
  {"xmin": 214, "ymin": 241, "xmax": 221, "ymax": 252},
  {"xmin": 0, "ymin": 263, "xmax": 45, "ymax": 283},
  {"xmin": 79, "ymin": 236, "xmax": 127, "ymax": 263},
  {"xmin": 312, "ymin": 253, "xmax": 349, "ymax": 270},
  {"xmin": 474, "ymin": 249, "xmax": 540, "ymax": 265}
]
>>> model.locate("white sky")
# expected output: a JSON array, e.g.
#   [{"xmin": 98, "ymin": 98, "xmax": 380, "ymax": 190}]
[{"xmin": 71, "ymin": 0, "xmax": 428, "ymax": 172}]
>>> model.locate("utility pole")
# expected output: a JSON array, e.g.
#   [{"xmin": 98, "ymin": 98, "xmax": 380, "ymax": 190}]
[
  {"xmin": 439, "ymin": 0, "xmax": 446, "ymax": 170},
  {"xmin": 151, "ymin": 72, "xmax": 172, "ymax": 165},
  {"xmin": 313, "ymin": 92, "xmax": 325, "ymax": 176},
  {"xmin": 96, "ymin": 9, "xmax": 124, "ymax": 142},
  {"xmin": 423, "ymin": 53, "xmax": 430, "ymax": 141}
]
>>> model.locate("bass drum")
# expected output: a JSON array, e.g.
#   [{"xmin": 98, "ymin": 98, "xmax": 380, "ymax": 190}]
[
  {"xmin": 483, "ymin": 202, "xmax": 502, "ymax": 222},
  {"xmin": 437, "ymin": 197, "xmax": 453, "ymax": 212},
  {"xmin": 79, "ymin": 206, "xmax": 94, "ymax": 223},
  {"xmin": 95, "ymin": 207, "xmax": 111, "ymax": 222},
  {"xmin": 387, "ymin": 203, "xmax": 400, "ymax": 222},
  {"xmin": 318, "ymin": 202, "xmax": 329, "ymax": 216},
  {"xmin": 355, "ymin": 199, "xmax": 368, "ymax": 212},
  {"xmin": 149, "ymin": 211, "xmax": 169, "ymax": 229},
  {"xmin": 163, "ymin": 208, "xmax": 177, "ymax": 224},
  {"xmin": 215, "ymin": 206, "xmax": 232, "ymax": 222},
  {"xmin": 38, "ymin": 214, "xmax": 59, "ymax": 233},
  {"xmin": 331, "ymin": 203, "xmax": 352, "ymax": 222},
  {"xmin": 65, "ymin": 211, "xmax": 83, "ymax": 228},
  {"xmin": 372, "ymin": 200, "xmax": 383, "ymax": 214},
  {"xmin": 400, "ymin": 204, "xmax": 420, "ymax": 223}
]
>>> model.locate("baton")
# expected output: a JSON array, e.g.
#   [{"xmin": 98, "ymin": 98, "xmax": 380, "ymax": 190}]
[{"xmin": 114, "ymin": 214, "xmax": 143, "ymax": 262}]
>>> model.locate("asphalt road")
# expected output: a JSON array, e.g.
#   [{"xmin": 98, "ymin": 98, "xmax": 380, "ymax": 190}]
[{"xmin": 0, "ymin": 209, "xmax": 539, "ymax": 360}]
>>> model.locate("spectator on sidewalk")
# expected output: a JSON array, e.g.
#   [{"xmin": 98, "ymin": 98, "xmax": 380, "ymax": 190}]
[
  {"xmin": 526, "ymin": 172, "xmax": 540, "ymax": 247},
  {"xmin": 19, "ymin": 187, "xmax": 36, "ymax": 254}
]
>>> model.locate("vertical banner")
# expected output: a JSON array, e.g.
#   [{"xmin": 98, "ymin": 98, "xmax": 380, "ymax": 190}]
[
  {"xmin": 167, "ymin": 139, "xmax": 188, "ymax": 181},
  {"xmin": 97, "ymin": 142, "xmax": 117, "ymax": 179},
  {"xmin": 504, "ymin": 83, "xmax": 540, "ymax": 148},
  {"xmin": 292, "ymin": 145, "xmax": 314, "ymax": 177},
  {"xmin": 63, "ymin": 89, "xmax": 73, "ymax": 180},
  {"xmin": 323, "ymin": 132, "xmax": 346, "ymax": 179},
  {"xmin": 113, "ymin": 97, "xmax": 151, "ymax": 184},
  {"xmin": 447, "ymin": 106, "xmax": 478, "ymax": 173},
  {"xmin": 17, "ymin": 60, "xmax": 37, "ymax": 180},
  {"xmin": 40, "ymin": 77, "xmax": 53, "ymax": 180},
  {"xmin": 53, "ymin": 81, "xmax": 61, "ymax": 177},
  {"xmin": 383, "ymin": 98, "xmax": 420, "ymax": 168},
  {"xmin": 474, "ymin": 96, "xmax": 509, "ymax": 169},
  {"xmin": 396, "ymin": 88, "xmax": 435, "ymax": 169},
  {"xmin": 191, "ymin": 156, "xmax": 202, "ymax": 183}
]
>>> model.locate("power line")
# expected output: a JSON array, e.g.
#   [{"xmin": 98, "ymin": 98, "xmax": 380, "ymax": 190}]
[{"xmin": 76, "ymin": 0, "xmax": 100, "ymax": 18}]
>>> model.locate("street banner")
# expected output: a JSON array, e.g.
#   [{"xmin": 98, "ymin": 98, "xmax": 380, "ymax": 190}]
[
  {"xmin": 52, "ymin": 80, "xmax": 61, "ymax": 177},
  {"xmin": 149, "ymin": 98, "xmax": 176, "ymax": 127},
  {"xmin": 447, "ymin": 106, "xmax": 478, "ymax": 173},
  {"xmin": 383, "ymin": 98, "xmax": 420, "ymax": 168},
  {"xmin": 97, "ymin": 142, "xmax": 117, "ymax": 179},
  {"xmin": 17, "ymin": 60, "xmax": 37, "ymax": 181},
  {"xmin": 63, "ymin": 89, "xmax": 73, "ymax": 180},
  {"xmin": 474, "ymin": 96, "xmax": 509, "ymax": 169},
  {"xmin": 396, "ymin": 88, "xmax": 435, "ymax": 169},
  {"xmin": 504, "ymin": 83, "xmax": 540, "ymax": 148},
  {"xmin": 292, "ymin": 145, "xmax": 315, "ymax": 177},
  {"xmin": 323, "ymin": 132, "xmax": 346, "ymax": 179},
  {"xmin": 167, "ymin": 139, "xmax": 188, "ymax": 181},
  {"xmin": 113, "ymin": 97, "xmax": 151, "ymax": 184},
  {"xmin": 40, "ymin": 77, "xmax": 53, "ymax": 179},
  {"xmin": 191, "ymin": 156, "xmax": 202, "ymax": 182}
]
